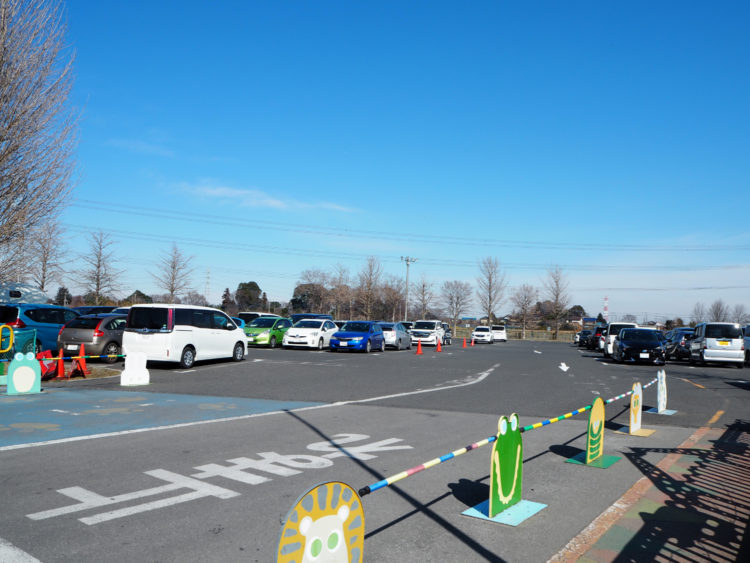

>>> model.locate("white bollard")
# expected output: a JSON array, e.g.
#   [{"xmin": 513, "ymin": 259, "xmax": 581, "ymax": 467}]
[{"xmin": 120, "ymin": 352, "xmax": 150, "ymax": 386}]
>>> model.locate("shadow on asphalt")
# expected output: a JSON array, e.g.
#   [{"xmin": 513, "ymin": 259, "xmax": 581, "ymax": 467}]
[
  {"xmin": 282, "ymin": 409, "xmax": 506, "ymax": 562},
  {"xmin": 613, "ymin": 419, "xmax": 750, "ymax": 562}
]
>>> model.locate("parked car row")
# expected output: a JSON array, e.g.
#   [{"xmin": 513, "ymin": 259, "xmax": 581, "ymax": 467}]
[
  {"xmin": 574, "ymin": 321, "xmax": 747, "ymax": 368},
  {"xmin": 470, "ymin": 324, "xmax": 507, "ymax": 344}
]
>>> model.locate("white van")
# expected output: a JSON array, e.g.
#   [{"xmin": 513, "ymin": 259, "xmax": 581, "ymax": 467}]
[
  {"xmin": 123, "ymin": 304, "xmax": 246, "ymax": 368},
  {"xmin": 689, "ymin": 322, "xmax": 744, "ymax": 368}
]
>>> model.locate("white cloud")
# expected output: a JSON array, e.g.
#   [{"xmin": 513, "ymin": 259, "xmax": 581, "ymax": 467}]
[
  {"xmin": 106, "ymin": 138, "xmax": 175, "ymax": 157},
  {"xmin": 183, "ymin": 183, "xmax": 358, "ymax": 213}
]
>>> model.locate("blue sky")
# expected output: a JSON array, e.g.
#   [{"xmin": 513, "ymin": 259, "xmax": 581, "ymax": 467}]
[{"xmin": 61, "ymin": 0, "xmax": 750, "ymax": 321}]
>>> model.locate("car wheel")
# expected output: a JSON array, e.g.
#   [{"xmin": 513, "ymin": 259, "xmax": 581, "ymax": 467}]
[
  {"xmin": 407, "ymin": 340, "xmax": 412, "ymax": 350},
  {"xmin": 395, "ymin": 339, "xmax": 401, "ymax": 351},
  {"xmin": 232, "ymin": 342, "xmax": 244, "ymax": 361},
  {"xmin": 179, "ymin": 346, "xmax": 195, "ymax": 369},
  {"xmin": 103, "ymin": 342, "xmax": 120, "ymax": 364},
  {"xmin": 737, "ymin": 362, "xmax": 744, "ymax": 369},
  {"xmin": 35, "ymin": 340, "xmax": 43, "ymax": 355},
  {"xmin": 365, "ymin": 340, "xmax": 371, "ymax": 353},
  {"xmin": 317, "ymin": 338, "xmax": 324, "ymax": 350},
  {"xmin": 269, "ymin": 336, "xmax": 277, "ymax": 349},
  {"xmin": 380, "ymin": 340, "xmax": 386, "ymax": 353}
]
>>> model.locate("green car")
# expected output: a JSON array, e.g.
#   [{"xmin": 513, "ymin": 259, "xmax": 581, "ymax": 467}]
[{"xmin": 244, "ymin": 316, "xmax": 292, "ymax": 348}]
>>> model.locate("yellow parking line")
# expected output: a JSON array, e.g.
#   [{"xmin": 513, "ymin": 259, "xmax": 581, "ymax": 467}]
[
  {"xmin": 680, "ymin": 377, "xmax": 705, "ymax": 389},
  {"xmin": 707, "ymin": 410, "xmax": 724, "ymax": 426}
]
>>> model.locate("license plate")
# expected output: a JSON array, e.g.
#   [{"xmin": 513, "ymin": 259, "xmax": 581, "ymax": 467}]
[
  {"xmin": 718, "ymin": 340, "xmax": 729, "ymax": 346},
  {"xmin": 66, "ymin": 344, "xmax": 78, "ymax": 351},
  {"xmin": 339, "ymin": 342, "xmax": 348, "ymax": 347},
  {"xmin": 247, "ymin": 336, "xmax": 255, "ymax": 342},
  {"xmin": 640, "ymin": 352, "xmax": 650, "ymax": 359}
]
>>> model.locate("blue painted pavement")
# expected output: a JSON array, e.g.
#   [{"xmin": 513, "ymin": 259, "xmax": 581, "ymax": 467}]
[{"xmin": 0, "ymin": 389, "xmax": 323, "ymax": 448}]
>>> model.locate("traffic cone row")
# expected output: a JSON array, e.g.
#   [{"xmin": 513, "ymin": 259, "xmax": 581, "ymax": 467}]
[{"xmin": 53, "ymin": 344, "xmax": 91, "ymax": 379}]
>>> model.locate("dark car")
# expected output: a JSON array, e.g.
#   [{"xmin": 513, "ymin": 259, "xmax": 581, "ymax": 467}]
[
  {"xmin": 576, "ymin": 330, "xmax": 592, "ymax": 347},
  {"xmin": 401, "ymin": 321, "xmax": 414, "ymax": 333},
  {"xmin": 664, "ymin": 328, "xmax": 695, "ymax": 361},
  {"xmin": 73, "ymin": 305, "xmax": 117, "ymax": 315},
  {"xmin": 329, "ymin": 321, "xmax": 385, "ymax": 353},
  {"xmin": 612, "ymin": 328, "xmax": 666, "ymax": 364},
  {"xmin": 57, "ymin": 314, "xmax": 127, "ymax": 363},
  {"xmin": 586, "ymin": 325, "xmax": 607, "ymax": 350}
]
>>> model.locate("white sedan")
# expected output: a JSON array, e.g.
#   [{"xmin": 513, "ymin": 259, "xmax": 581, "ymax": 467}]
[
  {"xmin": 471, "ymin": 326, "xmax": 494, "ymax": 344},
  {"xmin": 282, "ymin": 319, "xmax": 338, "ymax": 350}
]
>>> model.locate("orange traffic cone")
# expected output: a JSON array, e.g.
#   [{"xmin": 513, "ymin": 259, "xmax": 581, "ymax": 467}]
[
  {"xmin": 470, "ymin": 338, "xmax": 475, "ymax": 347},
  {"xmin": 69, "ymin": 344, "xmax": 91, "ymax": 378},
  {"xmin": 54, "ymin": 349, "xmax": 68, "ymax": 380},
  {"xmin": 436, "ymin": 339, "xmax": 442, "ymax": 352},
  {"xmin": 462, "ymin": 338, "xmax": 467, "ymax": 348},
  {"xmin": 416, "ymin": 339, "xmax": 423, "ymax": 355}
]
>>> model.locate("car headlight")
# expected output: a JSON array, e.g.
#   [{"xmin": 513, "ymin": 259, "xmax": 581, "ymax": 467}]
[
  {"xmin": 312, "ymin": 331, "xmax": 318, "ymax": 336},
  {"xmin": 350, "ymin": 337, "xmax": 363, "ymax": 342},
  {"xmin": 259, "ymin": 330, "xmax": 270, "ymax": 336}
]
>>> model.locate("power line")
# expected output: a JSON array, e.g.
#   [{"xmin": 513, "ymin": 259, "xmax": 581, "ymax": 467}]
[{"xmin": 72, "ymin": 198, "xmax": 750, "ymax": 253}]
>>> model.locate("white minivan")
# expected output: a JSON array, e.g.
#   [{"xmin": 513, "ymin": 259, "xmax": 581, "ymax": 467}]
[
  {"xmin": 689, "ymin": 322, "xmax": 744, "ymax": 368},
  {"xmin": 123, "ymin": 304, "xmax": 246, "ymax": 368}
]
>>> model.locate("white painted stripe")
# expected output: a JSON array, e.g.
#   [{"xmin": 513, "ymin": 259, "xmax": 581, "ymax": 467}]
[
  {"xmin": 0, "ymin": 536, "xmax": 42, "ymax": 562},
  {"xmin": 1, "ymin": 363, "xmax": 499, "ymax": 452}
]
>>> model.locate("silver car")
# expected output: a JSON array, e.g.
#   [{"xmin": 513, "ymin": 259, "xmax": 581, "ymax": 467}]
[
  {"xmin": 378, "ymin": 322, "xmax": 412, "ymax": 350},
  {"xmin": 57, "ymin": 314, "xmax": 127, "ymax": 363}
]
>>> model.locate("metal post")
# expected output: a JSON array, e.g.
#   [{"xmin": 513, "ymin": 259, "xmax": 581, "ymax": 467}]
[{"xmin": 401, "ymin": 256, "xmax": 417, "ymax": 321}]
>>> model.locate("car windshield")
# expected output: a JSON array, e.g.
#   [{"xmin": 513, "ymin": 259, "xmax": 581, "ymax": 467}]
[
  {"xmin": 413, "ymin": 322, "xmax": 436, "ymax": 329},
  {"xmin": 475, "ymin": 327, "xmax": 490, "ymax": 332},
  {"xmin": 65, "ymin": 317, "xmax": 101, "ymax": 329},
  {"xmin": 295, "ymin": 320, "xmax": 322, "ymax": 328},
  {"xmin": 250, "ymin": 317, "xmax": 277, "ymax": 328},
  {"xmin": 379, "ymin": 325, "xmax": 394, "ymax": 331},
  {"xmin": 492, "ymin": 326, "xmax": 505, "ymax": 330},
  {"xmin": 706, "ymin": 324, "xmax": 742, "ymax": 339},
  {"xmin": 621, "ymin": 329, "xmax": 659, "ymax": 342},
  {"xmin": 128, "ymin": 308, "xmax": 169, "ymax": 330},
  {"xmin": 342, "ymin": 322, "xmax": 370, "ymax": 332}
]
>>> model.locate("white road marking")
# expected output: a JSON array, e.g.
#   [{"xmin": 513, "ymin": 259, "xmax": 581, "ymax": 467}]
[
  {"xmin": 559, "ymin": 362, "xmax": 570, "ymax": 372},
  {"xmin": 1, "ymin": 364, "xmax": 500, "ymax": 452},
  {"xmin": 0, "ymin": 536, "xmax": 41, "ymax": 562},
  {"xmin": 534, "ymin": 350, "xmax": 542, "ymax": 354}
]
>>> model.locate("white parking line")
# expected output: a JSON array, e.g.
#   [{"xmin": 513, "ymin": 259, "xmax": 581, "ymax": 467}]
[
  {"xmin": 1, "ymin": 363, "xmax": 500, "ymax": 452},
  {"xmin": 0, "ymin": 536, "xmax": 41, "ymax": 562}
]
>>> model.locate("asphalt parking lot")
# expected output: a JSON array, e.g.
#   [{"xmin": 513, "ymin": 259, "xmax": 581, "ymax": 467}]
[{"xmin": 1, "ymin": 341, "xmax": 747, "ymax": 562}]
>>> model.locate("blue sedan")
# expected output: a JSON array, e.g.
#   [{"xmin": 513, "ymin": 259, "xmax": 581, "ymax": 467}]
[{"xmin": 329, "ymin": 321, "xmax": 386, "ymax": 353}]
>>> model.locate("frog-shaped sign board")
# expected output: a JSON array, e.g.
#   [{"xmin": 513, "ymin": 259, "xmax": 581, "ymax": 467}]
[
  {"xmin": 277, "ymin": 481, "xmax": 365, "ymax": 563},
  {"xmin": 462, "ymin": 413, "xmax": 546, "ymax": 525},
  {"xmin": 566, "ymin": 397, "xmax": 620, "ymax": 468},
  {"xmin": 7, "ymin": 352, "xmax": 42, "ymax": 395}
]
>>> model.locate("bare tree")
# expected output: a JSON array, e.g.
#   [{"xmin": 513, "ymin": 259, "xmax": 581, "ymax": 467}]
[
  {"xmin": 542, "ymin": 265, "xmax": 570, "ymax": 340},
  {"xmin": 0, "ymin": 0, "xmax": 77, "ymax": 280},
  {"xmin": 80, "ymin": 230, "xmax": 120, "ymax": 304},
  {"xmin": 29, "ymin": 221, "xmax": 66, "ymax": 292},
  {"xmin": 511, "ymin": 284, "xmax": 538, "ymax": 340},
  {"xmin": 380, "ymin": 274, "xmax": 404, "ymax": 322},
  {"xmin": 355, "ymin": 256, "xmax": 382, "ymax": 320},
  {"xmin": 731, "ymin": 303, "xmax": 749, "ymax": 325},
  {"xmin": 412, "ymin": 274, "xmax": 435, "ymax": 319},
  {"xmin": 330, "ymin": 264, "xmax": 352, "ymax": 319},
  {"xmin": 708, "ymin": 299, "xmax": 729, "ymax": 322},
  {"xmin": 476, "ymin": 257, "xmax": 507, "ymax": 325},
  {"xmin": 299, "ymin": 268, "xmax": 330, "ymax": 313},
  {"xmin": 442, "ymin": 280, "xmax": 472, "ymax": 333},
  {"xmin": 152, "ymin": 242, "xmax": 194, "ymax": 302},
  {"xmin": 691, "ymin": 302, "xmax": 707, "ymax": 325},
  {"xmin": 183, "ymin": 291, "xmax": 208, "ymax": 306}
]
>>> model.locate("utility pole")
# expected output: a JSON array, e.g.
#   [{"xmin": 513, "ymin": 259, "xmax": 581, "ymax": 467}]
[{"xmin": 401, "ymin": 256, "xmax": 417, "ymax": 321}]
